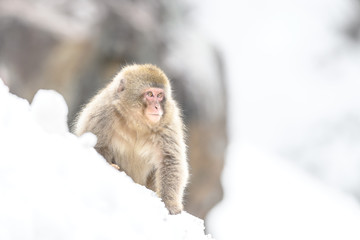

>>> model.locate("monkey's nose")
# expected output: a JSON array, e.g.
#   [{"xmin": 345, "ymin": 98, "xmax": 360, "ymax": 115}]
[{"xmin": 154, "ymin": 102, "xmax": 160, "ymax": 110}]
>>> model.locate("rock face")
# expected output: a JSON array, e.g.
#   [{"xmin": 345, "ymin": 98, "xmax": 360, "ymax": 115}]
[{"xmin": 0, "ymin": 0, "xmax": 227, "ymax": 220}]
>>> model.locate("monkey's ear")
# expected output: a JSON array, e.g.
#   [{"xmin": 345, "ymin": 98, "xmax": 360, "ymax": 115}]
[{"xmin": 118, "ymin": 79, "xmax": 126, "ymax": 92}]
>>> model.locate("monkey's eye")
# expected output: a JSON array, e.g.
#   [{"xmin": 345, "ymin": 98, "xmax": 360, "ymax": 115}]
[
  {"xmin": 157, "ymin": 93, "xmax": 163, "ymax": 99},
  {"xmin": 146, "ymin": 92, "xmax": 154, "ymax": 97}
]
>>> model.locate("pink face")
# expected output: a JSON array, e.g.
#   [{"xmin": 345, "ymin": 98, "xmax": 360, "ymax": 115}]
[{"xmin": 144, "ymin": 87, "xmax": 164, "ymax": 123}]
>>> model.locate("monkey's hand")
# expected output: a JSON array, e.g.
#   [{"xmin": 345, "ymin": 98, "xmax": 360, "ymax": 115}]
[{"xmin": 166, "ymin": 203, "xmax": 183, "ymax": 215}]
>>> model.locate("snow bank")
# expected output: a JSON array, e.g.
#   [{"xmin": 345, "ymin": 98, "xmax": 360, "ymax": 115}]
[
  {"xmin": 0, "ymin": 79, "xmax": 212, "ymax": 240},
  {"xmin": 208, "ymin": 143, "xmax": 360, "ymax": 240}
]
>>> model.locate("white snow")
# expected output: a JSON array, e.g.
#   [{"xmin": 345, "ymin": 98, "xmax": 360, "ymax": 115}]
[
  {"xmin": 0, "ymin": 79, "xmax": 212, "ymax": 240},
  {"xmin": 207, "ymin": 143, "xmax": 360, "ymax": 240}
]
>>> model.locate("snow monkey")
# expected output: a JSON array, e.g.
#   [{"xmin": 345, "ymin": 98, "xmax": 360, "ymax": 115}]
[{"xmin": 73, "ymin": 64, "xmax": 189, "ymax": 214}]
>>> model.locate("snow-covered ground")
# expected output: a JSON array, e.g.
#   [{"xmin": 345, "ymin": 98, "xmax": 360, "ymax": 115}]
[
  {"xmin": 188, "ymin": 0, "xmax": 360, "ymax": 239},
  {"xmin": 0, "ymin": 79, "xmax": 212, "ymax": 240},
  {"xmin": 207, "ymin": 143, "xmax": 360, "ymax": 240}
]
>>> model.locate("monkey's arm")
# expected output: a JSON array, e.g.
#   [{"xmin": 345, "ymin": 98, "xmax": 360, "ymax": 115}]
[{"xmin": 158, "ymin": 127, "xmax": 188, "ymax": 215}]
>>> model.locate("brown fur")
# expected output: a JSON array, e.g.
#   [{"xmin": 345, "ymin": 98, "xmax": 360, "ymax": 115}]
[{"xmin": 73, "ymin": 64, "xmax": 188, "ymax": 214}]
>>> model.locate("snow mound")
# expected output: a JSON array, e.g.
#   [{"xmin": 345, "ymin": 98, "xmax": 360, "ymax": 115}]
[{"xmin": 0, "ymin": 79, "xmax": 212, "ymax": 240}]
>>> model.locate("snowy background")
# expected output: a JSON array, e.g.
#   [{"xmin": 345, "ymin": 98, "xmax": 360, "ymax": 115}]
[{"xmin": 188, "ymin": 0, "xmax": 360, "ymax": 239}]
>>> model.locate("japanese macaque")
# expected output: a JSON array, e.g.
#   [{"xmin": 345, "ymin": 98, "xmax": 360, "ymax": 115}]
[{"xmin": 73, "ymin": 64, "xmax": 188, "ymax": 214}]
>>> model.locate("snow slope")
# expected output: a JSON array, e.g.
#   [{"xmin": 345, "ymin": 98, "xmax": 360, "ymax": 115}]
[{"xmin": 0, "ymin": 79, "xmax": 212, "ymax": 240}]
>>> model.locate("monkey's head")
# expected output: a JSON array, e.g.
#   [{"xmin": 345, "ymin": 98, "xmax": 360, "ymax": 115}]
[{"xmin": 114, "ymin": 64, "xmax": 172, "ymax": 126}]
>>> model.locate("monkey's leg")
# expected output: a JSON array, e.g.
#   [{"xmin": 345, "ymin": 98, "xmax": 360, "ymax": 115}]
[
  {"xmin": 145, "ymin": 169, "xmax": 157, "ymax": 192},
  {"xmin": 95, "ymin": 146, "xmax": 115, "ymax": 164}
]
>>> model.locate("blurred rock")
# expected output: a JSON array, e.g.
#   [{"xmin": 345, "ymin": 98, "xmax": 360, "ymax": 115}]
[{"xmin": 0, "ymin": 0, "xmax": 227, "ymax": 220}]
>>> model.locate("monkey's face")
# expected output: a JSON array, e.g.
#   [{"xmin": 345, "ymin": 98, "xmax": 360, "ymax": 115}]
[{"xmin": 143, "ymin": 87, "xmax": 165, "ymax": 123}]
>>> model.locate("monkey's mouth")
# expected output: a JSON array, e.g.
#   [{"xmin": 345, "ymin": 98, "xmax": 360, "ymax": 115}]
[{"xmin": 146, "ymin": 113, "xmax": 162, "ymax": 123}]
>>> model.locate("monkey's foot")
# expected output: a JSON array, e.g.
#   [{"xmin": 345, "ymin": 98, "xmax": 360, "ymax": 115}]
[{"xmin": 110, "ymin": 163, "xmax": 120, "ymax": 170}]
